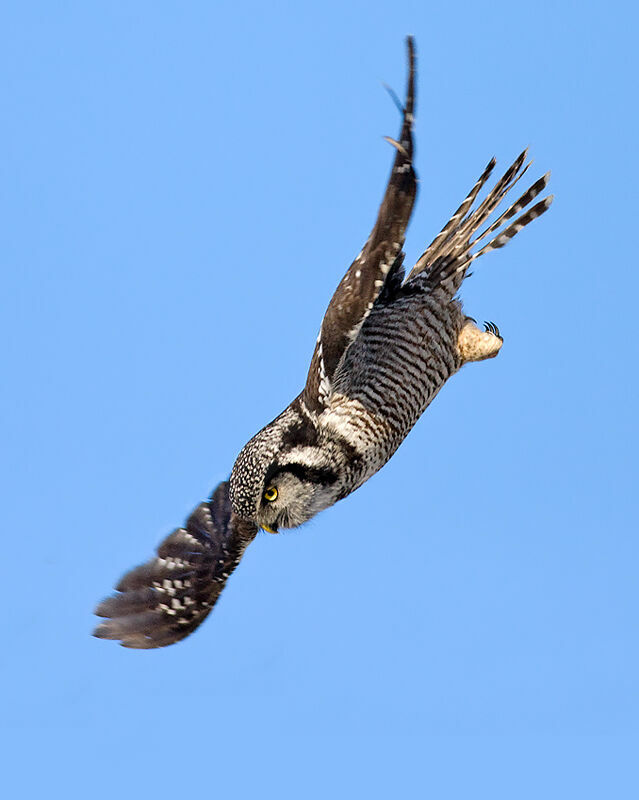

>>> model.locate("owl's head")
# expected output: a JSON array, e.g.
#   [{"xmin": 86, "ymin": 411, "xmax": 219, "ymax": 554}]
[{"xmin": 229, "ymin": 414, "xmax": 340, "ymax": 532}]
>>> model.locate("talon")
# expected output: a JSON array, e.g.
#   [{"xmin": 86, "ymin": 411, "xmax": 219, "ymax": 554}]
[
  {"xmin": 482, "ymin": 320, "xmax": 503, "ymax": 340},
  {"xmin": 459, "ymin": 318, "xmax": 504, "ymax": 363},
  {"xmin": 466, "ymin": 316, "xmax": 477, "ymax": 324}
]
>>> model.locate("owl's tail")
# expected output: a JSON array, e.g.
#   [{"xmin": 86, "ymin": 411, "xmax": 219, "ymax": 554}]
[{"xmin": 405, "ymin": 149, "xmax": 552, "ymax": 294}]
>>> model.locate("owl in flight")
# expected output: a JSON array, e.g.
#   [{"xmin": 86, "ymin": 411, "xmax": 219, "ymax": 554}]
[{"xmin": 94, "ymin": 37, "xmax": 552, "ymax": 647}]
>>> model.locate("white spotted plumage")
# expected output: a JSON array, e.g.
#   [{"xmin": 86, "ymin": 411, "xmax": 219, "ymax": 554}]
[{"xmin": 94, "ymin": 37, "xmax": 551, "ymax": 648}]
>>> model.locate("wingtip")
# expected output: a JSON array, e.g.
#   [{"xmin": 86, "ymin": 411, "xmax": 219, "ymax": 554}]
[
  {"xmin": 93, "ymin": 596, "xmax": 113, "ymax": 618},
  {"xmin": 404, "ymin": 36, "xmax": 416, "ymax": 120},
  {"xmin": 92, "ymin": 620, "xmax": 118, "ymax": 640}
]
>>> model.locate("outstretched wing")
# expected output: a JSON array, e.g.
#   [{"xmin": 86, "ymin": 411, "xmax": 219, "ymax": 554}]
[
  {"xmin": 303, "ymin": 36, "xmax": 418, "ymax": 413},
  {"xmin": 93, "ymin": 481, "xmax": 258, "ymax": 648}
]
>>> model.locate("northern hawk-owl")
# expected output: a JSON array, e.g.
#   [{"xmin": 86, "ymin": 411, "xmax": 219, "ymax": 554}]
[{"xmin": 94, "ymin": 38, "xmax": 552, "ymax": 648}]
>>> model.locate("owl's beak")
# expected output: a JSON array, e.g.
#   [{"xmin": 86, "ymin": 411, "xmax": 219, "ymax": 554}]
[{"xmin": 262, "ymin": 524, "xmax": 279, "ymax": 534}]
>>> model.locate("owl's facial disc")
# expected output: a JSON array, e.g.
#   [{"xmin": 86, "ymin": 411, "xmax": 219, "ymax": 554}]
[
  {"xmin": 254, "ymin": 462, "xmax": 339, "ymax": 531},
  {"xmin": 260, "ymin": 484, "xmax": 280, "ymax": 532}
]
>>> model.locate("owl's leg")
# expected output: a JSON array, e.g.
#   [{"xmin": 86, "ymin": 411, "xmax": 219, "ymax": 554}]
[{"xmin": 457, "ymin": 318, "xmax": 503, "ymax": 364}]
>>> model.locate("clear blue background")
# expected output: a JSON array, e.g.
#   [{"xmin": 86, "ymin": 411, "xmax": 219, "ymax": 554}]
[{"xmin": 2, "ymin": 1, "xmax": 637, "ymax": 796}]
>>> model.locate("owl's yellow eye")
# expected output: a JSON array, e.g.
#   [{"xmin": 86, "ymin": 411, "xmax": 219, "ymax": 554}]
[{"xmin": 263, "ymin": 486, "xmax": 278, "ymax": 502}]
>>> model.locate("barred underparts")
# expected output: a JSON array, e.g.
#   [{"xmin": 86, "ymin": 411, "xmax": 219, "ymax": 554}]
[{"xmin": 94, "ymin": 37, "xmax": 551, "ymax": 648}]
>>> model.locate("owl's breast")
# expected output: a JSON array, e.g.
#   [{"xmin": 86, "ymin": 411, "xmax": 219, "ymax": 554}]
[
  {"xmin": 319, "ymin": 289, "xmax": 466, "ymax": 496},
  {"xmin": 320, "ymin": 393, "xmax": 397, "ymax": 495}
]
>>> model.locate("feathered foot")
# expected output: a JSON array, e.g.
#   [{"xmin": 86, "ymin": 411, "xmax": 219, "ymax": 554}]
[{"xmin": 458, "ymin": 318, "xmax": 503, "ymax": 363}]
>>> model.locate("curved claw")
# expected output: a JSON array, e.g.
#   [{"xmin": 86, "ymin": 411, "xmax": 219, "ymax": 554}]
[{"xmin": 483, "ymin": 321, "xmax": 502, "ymax": 339}]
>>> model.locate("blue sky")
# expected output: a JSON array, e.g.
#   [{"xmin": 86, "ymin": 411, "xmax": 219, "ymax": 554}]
[{"xmin": 2, "ymin": 0, "xmax": 637, "ymax": 796}]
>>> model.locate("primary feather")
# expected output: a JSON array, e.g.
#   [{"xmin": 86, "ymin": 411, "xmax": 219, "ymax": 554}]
[{"xmin": 94, "ymin": 37, "xmax": 551, "ymax": 647}]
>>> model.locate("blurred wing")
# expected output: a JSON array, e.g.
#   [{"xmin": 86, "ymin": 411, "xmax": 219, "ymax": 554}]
[
  {"xmin": 303, "ymin": 36, "xmax": 418, "ymax": 413},
  {"xmin": 93, "ymin": 481, "xmax": 258, "ymax": 648}
]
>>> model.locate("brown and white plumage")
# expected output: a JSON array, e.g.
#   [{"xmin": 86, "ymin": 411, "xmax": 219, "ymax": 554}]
[
  {"xmin": 304, "ymin": 36, "xmax": 417, "ymax": 414},
  {"xmin": 94, "ymin": 482, "xmax": 257, "ymax": 648},
  {"xmin": 94, "ymin": 37, "xmax": 551, "ymax": 648}
]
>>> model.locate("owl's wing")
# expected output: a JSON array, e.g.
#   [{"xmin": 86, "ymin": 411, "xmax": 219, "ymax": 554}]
[
  {"xmin": 303, "ymin": 36, "xmax": 417, "ymax": 413},
  {"xmin": 93, "ymin": 481, "xmax": 258, "ymax": 648}
]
